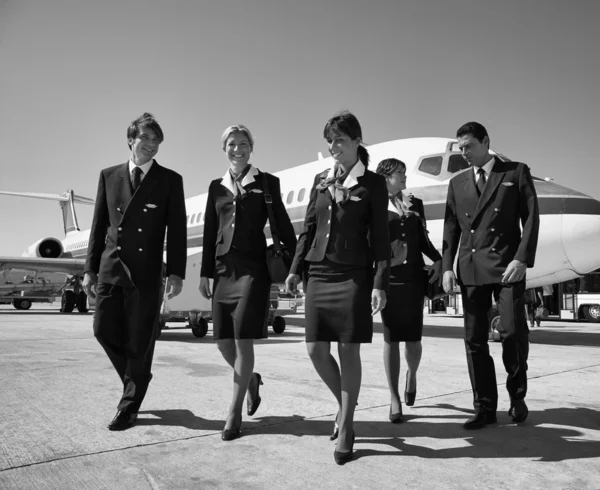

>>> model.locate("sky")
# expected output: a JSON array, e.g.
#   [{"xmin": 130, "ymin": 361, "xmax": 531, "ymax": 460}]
[{"xmin": 1, "ymin": 0, "xmax": 599, "ymax": 255}]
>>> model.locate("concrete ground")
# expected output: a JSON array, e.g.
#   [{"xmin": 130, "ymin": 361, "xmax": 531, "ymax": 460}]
[{"xmin": 0, "ymin": 305, "xmax": 599, "ymax": 490}]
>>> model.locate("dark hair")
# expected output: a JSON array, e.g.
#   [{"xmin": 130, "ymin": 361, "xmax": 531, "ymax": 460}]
[
  {"xmin": 375, "ymin": 158, "xmax": 406, "ymax": 177},
  {"xmin": 127, "ymin": 112, "xmax": 164, "ymax": 149},
  {"xmin": 456, "ymin": 121, "xmax": 488, "ymax": 143},
  {"xmin": 323, "ymin": 111, "xmax": 369, "ymax": 167}
]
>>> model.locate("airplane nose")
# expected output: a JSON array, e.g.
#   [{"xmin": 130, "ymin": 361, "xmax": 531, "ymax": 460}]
[{"xmin": 561, "ymin": 195, "xmax": 600, "ymax": 275}]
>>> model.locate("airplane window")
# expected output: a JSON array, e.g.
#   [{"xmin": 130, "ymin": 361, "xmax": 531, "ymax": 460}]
[
  {"xmin": 190, "ymin": 213, "xmax": 196, "ymax": 225},
  {"xmin": 448, "ymin": 154, "xmax": 469, "ymax": 173},
  {"xmin": 196, "ymin": 213, "xmax": 202, "ymax": 224},
  {"xmin": 298, "ymin": 188, "xmax": 306, "ymax": 202},
  {"xmin": 286, "ymin": 191, "xmax": 294, "ymax": 204},
  {"xmin": 418, "ymin": 156, "xmax": 442, "ymax": 176}
]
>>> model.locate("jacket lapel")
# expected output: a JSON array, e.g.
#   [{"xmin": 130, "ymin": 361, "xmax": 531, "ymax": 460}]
[
  {"xmin": 473, "ymin": 157, "xmax": 506, "ymax": 220},
  {"xmin": 116, "ymin": 163, "xmax": 133, "ymax": 220},
  {"xmin": 462, "ymin": 171, "xmax": 480, "ymax": 213}
]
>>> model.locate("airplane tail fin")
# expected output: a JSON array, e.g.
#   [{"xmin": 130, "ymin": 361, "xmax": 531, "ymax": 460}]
[{"xmin": 0, "ymin": 190, "xmax": 95, "ymax": 236}]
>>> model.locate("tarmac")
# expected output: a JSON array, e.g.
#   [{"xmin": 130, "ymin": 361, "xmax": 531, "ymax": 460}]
[{"xmin": 0, "ymin": 305, "xmax": 599, "ymax": 490}]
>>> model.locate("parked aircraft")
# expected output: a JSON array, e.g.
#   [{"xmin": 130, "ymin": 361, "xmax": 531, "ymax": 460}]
[{"xmin": 2, "ymin": 138, "xmax": 600, "ymax": 327}]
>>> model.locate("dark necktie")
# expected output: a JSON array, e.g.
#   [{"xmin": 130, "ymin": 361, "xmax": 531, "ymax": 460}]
[
  {"xmin": 131, "ymin": 166, "xmax": 143, "ymax": 192},
  {"xmin": 476, "ymin": 167, "xmax": 486, "ymax": 196}
]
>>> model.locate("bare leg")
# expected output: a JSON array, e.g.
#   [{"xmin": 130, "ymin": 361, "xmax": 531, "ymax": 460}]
[
  {"xmin": 224, "ymin": 339, "xmax": 255, "ymax": 431},
  {"xmin": 217, "ymin": 339, "xmax": 235, "ymax": 368},
  {"xmin": 405, "ymin": 341, "xmax": 422, "ymax": 394},
  {"xmin": 306, "ymin": 341, "xmax": 343, "ymax": 406},
  {"xmin": 337, "ymin": 342, "xmax": 361, "ymax": 452},
  {"xmin": 383, "ymin": 340, "xmax": 402, "ymax": 413}
]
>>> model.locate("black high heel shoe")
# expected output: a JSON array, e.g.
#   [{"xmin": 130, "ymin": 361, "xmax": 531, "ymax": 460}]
[
  {"xmin": 334, "ymin": 431, "xmax": 355, "ymax": 465},
  {"xmin": 221, "ymin": 427, "xmax": 241, "ymax": 441},
  {"xmin": 389, "ymin": 404, "xmax": 404, "ymax": 424},
  {"xmin": 247, "ymin": 373, "xmax": 263, "ymax": 416},
  {"xmin": 330, "ymin": 411, "xmax": 340, "ymax": 441},
  {"xmin": 404, "ymin": 372, "xmax": 417, "ymax": 407}
]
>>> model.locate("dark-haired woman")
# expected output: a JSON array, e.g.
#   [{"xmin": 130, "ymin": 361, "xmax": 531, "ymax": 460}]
[
  {"xmin": 375, "ymin": 158, "xmax": 441, "ymax": 423},
  {"xmin": 286, "ymin": 112, "xmax": 390, "ymax": 465},
  {"xmin": 200, "ymin": 125, "xmax": 296, "ymax": 441}
]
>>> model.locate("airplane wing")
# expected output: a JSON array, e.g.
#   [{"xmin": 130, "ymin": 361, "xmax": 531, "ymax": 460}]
[{"xmin": 0, "ymin": 257, "xmax": 86, "ymax": 275}]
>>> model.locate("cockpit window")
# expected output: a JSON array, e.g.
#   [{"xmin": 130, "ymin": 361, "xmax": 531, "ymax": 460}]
[
  {"xmin": 418, "ymin": 156, "xmax": 442, "ymax": 176},
  {"xmin": 448, "ymin": 154, "xmax": 469, "ymax": 173}
]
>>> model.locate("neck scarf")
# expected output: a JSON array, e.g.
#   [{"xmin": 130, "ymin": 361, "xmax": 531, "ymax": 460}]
[
  {"xmin": 390, "ymin": 191, "xmax": 413, "ymax": 217},
  {"xmin": 316, "ymin": 164, "xmax": 354, "ymax": 204},
  {"xmin": 229, "ymin": 165, "xmax": 251, "ymax": 199}
]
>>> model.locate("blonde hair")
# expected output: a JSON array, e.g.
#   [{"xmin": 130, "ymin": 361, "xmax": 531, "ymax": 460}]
[{"xmin": 220, "ymin": 125, "xmax": 254, "ymax": 151}]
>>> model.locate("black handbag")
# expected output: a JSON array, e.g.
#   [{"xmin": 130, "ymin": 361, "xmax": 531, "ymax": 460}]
[
  {"xmin": 262, "ymin": 173, "xmax": 293, "ymax": 284},
  {"xmin": 423, "ymin": 266, "xmax": 445, "ymax": 300}
]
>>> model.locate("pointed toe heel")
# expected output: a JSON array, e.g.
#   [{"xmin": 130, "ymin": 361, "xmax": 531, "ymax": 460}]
[
  {"xmin": 247, "ymin": 373, "xmax": 264, "ymax": 417},
  {"xmin": 333, "ymin": 432, "xmax": 355, "ymax": 465},
  {"xmin": 404, "ymin": 373, "xmax": 417, "ymax": 407}
]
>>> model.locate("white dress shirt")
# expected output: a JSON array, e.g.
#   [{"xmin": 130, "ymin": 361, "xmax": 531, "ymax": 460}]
[
  {"xmin": 473, "ymin": 156, "xmax": 495, "ymax": 182},
  {"xmin": 128, "ymin": 159, "xmax": 154, "ymax": 183}
]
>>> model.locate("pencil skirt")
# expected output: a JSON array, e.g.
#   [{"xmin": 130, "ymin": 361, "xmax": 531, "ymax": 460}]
[
  {"xmin": 304, "ymin": 258, "xmax": 373, "ymax": 343},
  {"xmin": 212, "ymin": 252, "xmax": 270, "ymax": 340}
]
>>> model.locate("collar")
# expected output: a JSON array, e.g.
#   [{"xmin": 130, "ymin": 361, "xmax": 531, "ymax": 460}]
[
  {"xmin": 473, "ymin": 156, "xmax": 495, "ymax": 179},
  {"xmin": 388, "ymin": 191, "xmax": 414, "ymax": 215},
  {"xmin": 129, "ymin": 159, "xmax": 154, "ymax": 176},
  {"xmin": 325, "ymin": 160, "xmax": 366, "ymax": 189},
  {"xmin": 221, "ymin": 164, "xmax": 259, "ymax": 194}
]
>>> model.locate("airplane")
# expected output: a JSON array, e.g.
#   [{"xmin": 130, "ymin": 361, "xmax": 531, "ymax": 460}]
[{"xmin": 2, "ymin": 137, "xmax": 600, "ymax": 331}]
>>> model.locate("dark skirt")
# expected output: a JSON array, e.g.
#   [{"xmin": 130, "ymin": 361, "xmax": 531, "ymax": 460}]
[
  {"xmin": 380, "ymin": 280, "xmax": 425, "ymax": 342},
  {"xmin": 212, "ymin": 251, "xmax": 270, "ymax": 340},
  {"xmin": 305, "ymin": 259, "xmax": 373, "ymax": 343}
]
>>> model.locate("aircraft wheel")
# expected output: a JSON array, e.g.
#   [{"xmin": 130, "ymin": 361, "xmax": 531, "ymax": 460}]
[
  {"xmin": 12, "ymin": 299, "xmax": 31, "ymax": 310},
  {"xmin": 272, "ymin": 316, "xmax": 286, "ymax": 334},
  {"xmin": 60, "ymin": 290, "xmax": 76, "ymax": 313},
  {"xmin": 76, "ymin": 292, "xmax": 88, "ymax": 313},
  {"xmin": 582, "ymin": 305, "xmax": 600, "ymax": 323},
  {"xmin": 191, "ymin": 317, "xmax": 209, "ymax": 338},
  {"xmin": 489, "ymin": 316, "xmax": 501, "ymax": 342}
]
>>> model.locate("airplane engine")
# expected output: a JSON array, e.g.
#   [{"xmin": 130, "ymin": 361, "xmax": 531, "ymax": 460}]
[{"xmin": 22, "ymin": 238, "xmax": 64, "ymax": 258}]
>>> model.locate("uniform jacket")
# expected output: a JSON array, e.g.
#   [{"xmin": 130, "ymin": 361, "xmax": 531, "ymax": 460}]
[
  {"xmin": 442, "ymin": 157, "xmax": 540, "ymax": 285},
  {"xmin": 388, "ymin": 195, "xmax": 441, "ymax": 283},
  {"xmin": 289, "ymin": 162, "xmax": 391, "ymax": 290},
  {"xmin": 200, "ymin": 166, "xmax": 297, "ymax": 279},
  {"xmin": 85, "ymin": 160, "xmax": 187, "ymax": 290}
]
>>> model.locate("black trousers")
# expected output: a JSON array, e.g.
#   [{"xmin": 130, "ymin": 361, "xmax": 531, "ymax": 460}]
[
  {"xmin": 460, "ymin": 280, "xmax": 529, "ymax": 413},
  {"xmin": 93, "ymin": 282, "xmax": 162, "ymax": 413}
]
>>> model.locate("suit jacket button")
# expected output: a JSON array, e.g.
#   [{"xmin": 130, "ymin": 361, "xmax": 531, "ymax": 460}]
[
  {"xmin": 326, "ymin": 233, "xmax": 329, "ymax": 238},
  {"xmin": 138, "ymin": 228, "xmax": 142, "ymax": 232},
  {"xmin": 327, "ymin": 220, "xmax": 331, "ymax": 224},
  {"xmin": 470, "ymin": 230, "xmax": 475, "ymax": 234},
  {"xmin": 232, "ymin": 223, "xmax": 235, "ymax": 227},
  {"xmin": 402, "ymin": 233, "xmax": 405, "ymax": 237},
  {"xmin": 491, "ymin": 228, "xmax": 495, "ymax": 232},
  {"xmin": 472, "ymin": 248, "xmax": 476, "ymax": 252},
  {"xmin": 465, "ymin": 213, "xmax": 469, "ymax": 217},
  {"xmin": 118, "ymin": 227, "xmax": 122, "ymax": 231},
  {"xmin": 117, "ymin": 246, "xmax": 122, "ymax": 250},
  {"xmin": 403, "ymin": 260, "xmax": 407, "ymax": 264},
  {"xmin": 402, "ymin": 243, "xmax": 406, "ymax": 247},
  {"xmin": 143, "ymin": 209, "xmax": 148, "ymax": 212},
  {"xmin": 492, "ymin": 248, "xmax": 496, "ymax": 251},
  {"xmin": 117, "ymin": 207, "xmax": 121, "ymax": 212},
  {"xmin": 494, "ymin": 208, "xmax": 499, "ymax": 212},
  {"xmin": 139, "ymin": 248, "xmax": 143, "ymax": 251},
  {"xmin": 328, "ymin": 206, "xmax": 332, "ymax": 210}
]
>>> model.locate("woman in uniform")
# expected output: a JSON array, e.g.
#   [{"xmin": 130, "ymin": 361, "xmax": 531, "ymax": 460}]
[
  {"xmin": 285, "ymin": 112, "xmax": 390, "ymax": 465},
  {"xmin": 376, "ymin": 158, "xmax": 442, "ymax": 422},
  {"xmin": 200, "ymin": 125, "xmax": 296, "ymax": 441}
]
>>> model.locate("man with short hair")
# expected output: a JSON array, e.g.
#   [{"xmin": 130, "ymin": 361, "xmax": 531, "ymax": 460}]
[
  {"xmin": 442, "ymin": 122, "xmax": 539, "ymax": 429},
  {"xmin": 84, "ymin": 112, "xmax": 187, "ymax": 430}
]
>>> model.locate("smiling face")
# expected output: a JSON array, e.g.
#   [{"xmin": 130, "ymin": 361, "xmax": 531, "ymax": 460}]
[
  {"xmin": 129, "ymin": 125, "xmax": 161, "ymax": 165},
  {"xmin": 326, "ymin": 130, "xmax": 360, "ymax": 168},
  {"xmin": 457, "ymin": 133, "xmax": 490, "ymax": 168},
  {"xmin": 224, "ymin": 131, "xmax": 252, "ymax": 171},
  {"xmin": 385, "ymin": 166, "xmax": 407, "ymax": 195}
]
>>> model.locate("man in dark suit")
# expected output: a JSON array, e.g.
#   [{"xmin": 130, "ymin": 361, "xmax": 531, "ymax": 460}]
[
  {"xmin": 442, "ymin": 122, "xmax": 539, "ymax": 429},
  {"xmin": 84, "ymin": 113, "xmax": 187, "ymax": 430}
]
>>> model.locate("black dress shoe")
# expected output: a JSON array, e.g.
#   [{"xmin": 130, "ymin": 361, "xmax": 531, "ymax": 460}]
[
  {"xmin": 389, "ymin": 405, "xmax": 404, "ymax": 424},
  {"xmin": 404, "ymin": 373, "xmax": 417, "ymax": 407},
  {"xmin": 508, "ymin": 400, "xmax": 529, "ymax": 423},
  {"xmin": 221, "ymin": 427, "xmax": 241, "ymax": 441},
  {"xmin": 247, "ymin": 373, "xmax": 263, "ymax": 416},
  {"xmin": 107, "ymin": 411, "xmax": 138, "ymax": 431},
  {"xmin": 330, "ymin": 411, "xmax": 340, "ymax": 441},
  {"xmin": 334, "ymin": 432, "xmax": 355, "ymax": 465},
  {"xmin": 463, "ymin": 411, "xmax": 497, "ymax": 430}
]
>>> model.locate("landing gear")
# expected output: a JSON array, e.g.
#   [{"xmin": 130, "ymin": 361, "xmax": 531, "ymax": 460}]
[
  {"xmin": 191, "ymin": 317, "xmax": 209, "ymax": 338},
  {"xmin": 12, "ymin": 299, "xmax": 32, "ymax": 310},
  {"xmin": 60, "ymin": 290, "xmax": 76, "ymax": 313},
  {"xmin": 76, "ymin": 291, "xmax": 88, "ymax": 313},
  {"xmin": 272, "ymin": 315, "xmax": 286, "ymax": 334}
]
